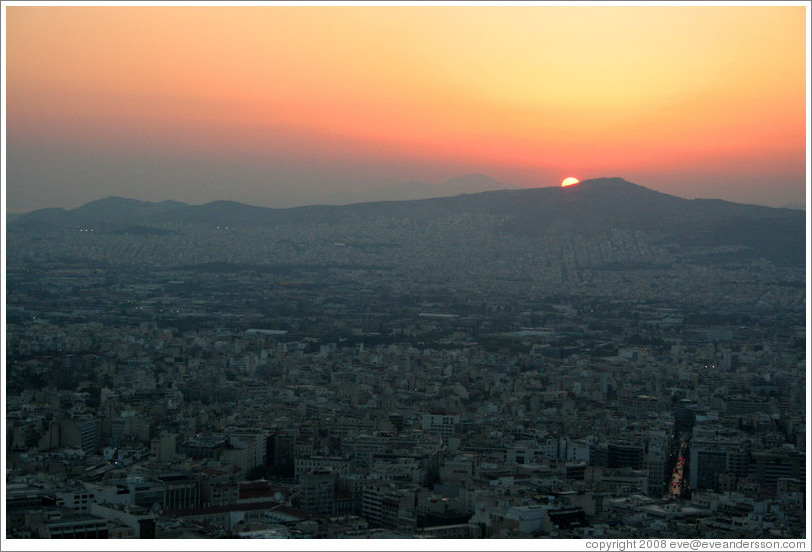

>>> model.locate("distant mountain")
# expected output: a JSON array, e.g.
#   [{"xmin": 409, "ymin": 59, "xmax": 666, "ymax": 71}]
[
  {"xmin": 71, "ymin": 197, "xmax": 188, "ymax": 223},
  {"xmin": 9, "ymin": 177, "xmax": 806, "ymax": 267},
  {"xmin": 8, "ymin": 197, "xmax": 188, "ymax": 228},
  {"xmin": 324, "ymin": 173, "xmax": 509, "ymax": 204}
]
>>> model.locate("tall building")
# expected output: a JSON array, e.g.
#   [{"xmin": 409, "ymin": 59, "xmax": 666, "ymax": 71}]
[
  {"xmin": 180, "ymin": 433, "xmax": 227, "ymax": 460},
  {"xmin": 159, "ymin": 473, "xmax": 200, "ymax": 511},
  {"xmin": 150, "ymin": 432, "xmax": 178, "ymax": 462},
  {"xmin": 608, "ymin": 442, "xmax": 644, "ymax": 470},
  {"xmin": 60, "ymin": 416, "xmax": 98, "ymax": 455},
  {"xmin": 689, "ymin": 438, "xmax": 749, "ymax": 491},
  {"xmin": 645, "ymin": 430, "xmax": 671, "ymax": 496},
  {"xmin": 299, "ymin": 469, "xmax": 335, "ymax": 515},
  {"xmin": 272, "ymin": 433, "xmax": 296, "ymax": 476},
  {"xmin": 362, "ymin": 483, "xmax": 409, "ymax": 530},
  {"xmin": 227, "ymin": 428, "xmax": 269, "ymax": 471},
  {"xmin": 421, "ymin": 413, "xmax": 458, "ymax": 444},
  {"xmin": 750, "ymin": 449, "xmax": 806, "ymax": 495}
]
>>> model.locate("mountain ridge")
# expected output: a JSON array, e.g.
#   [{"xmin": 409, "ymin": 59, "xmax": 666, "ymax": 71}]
[
  {"xmin": 9, "ymin": 177, "xmax": 799, "ymax": 221},
  {"xmin": 323, "ymin": 173, "xmax": 509, "ymax": 204},
  {"xmin": 9, "ymin": 177, "xmax": 805, "ymax": 267}
]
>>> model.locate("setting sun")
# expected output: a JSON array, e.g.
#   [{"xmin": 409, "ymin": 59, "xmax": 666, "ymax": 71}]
[
  {"xmin": 4, "ymin": 6, "xmax": 806, "ymax": 211},
  {"xmin": 561, "ymin": 177, "xmax": 580, "ymax": 187}
]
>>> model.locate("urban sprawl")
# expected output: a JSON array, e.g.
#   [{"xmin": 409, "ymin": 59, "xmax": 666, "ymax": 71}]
[{"xmin": 5, "ymin": 217, "xmax": 806, "ymax": 539}]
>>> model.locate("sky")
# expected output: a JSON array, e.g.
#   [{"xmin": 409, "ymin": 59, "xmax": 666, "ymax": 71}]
[{"xmin": 3, "ymin": 3, "xmax": 809, "ymax": 213}]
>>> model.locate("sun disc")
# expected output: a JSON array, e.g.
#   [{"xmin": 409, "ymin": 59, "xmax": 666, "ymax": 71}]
[{"xmin": 561, "ymin": 177, "xmax": 580, "ymax": 187}]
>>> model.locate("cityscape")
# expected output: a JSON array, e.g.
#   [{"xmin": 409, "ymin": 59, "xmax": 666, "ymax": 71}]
[
  {"xmin": 4, "ymin": 179, "xmax": 807, "ymax": 542},
  {"xmin": 3, "ymin": 2, "xmax": 808, "ymax": 549}
]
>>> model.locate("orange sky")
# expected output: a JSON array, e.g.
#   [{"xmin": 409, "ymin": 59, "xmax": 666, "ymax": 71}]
[{"xmin": 4, "ymin": 4, "xmax": 808, "ymax": 210}]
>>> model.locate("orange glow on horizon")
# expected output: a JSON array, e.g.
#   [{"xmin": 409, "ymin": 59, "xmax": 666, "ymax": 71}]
[{"xmin": 4, "ymin": 5, "xmax": 806, "ymax": 207}]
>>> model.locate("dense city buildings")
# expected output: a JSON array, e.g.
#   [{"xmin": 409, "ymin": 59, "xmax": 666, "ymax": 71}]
[{"xmin": 4, "ymin": 187, "xmax": 807, "ymax": 541}]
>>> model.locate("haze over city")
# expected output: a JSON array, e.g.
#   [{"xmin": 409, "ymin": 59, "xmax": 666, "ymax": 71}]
[
  {"xmin": 2, "ymin": 2, "xmax": 810, "ymax": 549},
  {"xmin": 4, "ymin": 4, "xmax": 808, "ymax": 212}
]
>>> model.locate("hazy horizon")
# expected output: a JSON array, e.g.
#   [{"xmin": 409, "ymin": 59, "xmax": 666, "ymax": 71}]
[
  {"xmin": 4, "ymin": 171, "xmax": 808, "ymax": 215},
  {"xmin": 3, "ymin": 5, "xmax": 808, "ymax": 545},
  {"xmin": 4, "ymin": 5, "xmax": 807, "ymax": 215}
]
